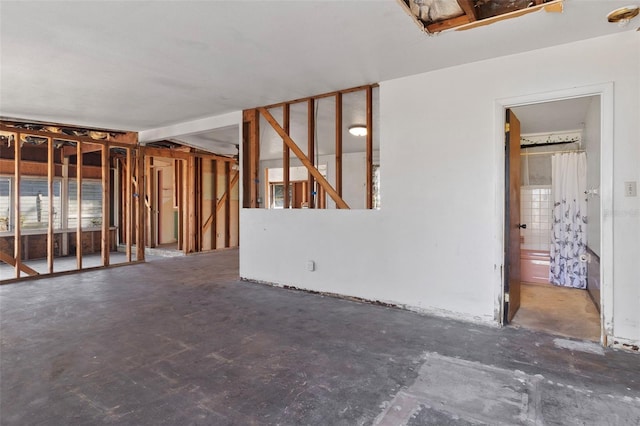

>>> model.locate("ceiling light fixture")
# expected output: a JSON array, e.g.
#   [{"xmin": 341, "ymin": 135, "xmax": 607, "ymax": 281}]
[
  {"xmin": 607, "ymin": 6, "xmax": 639, "ymax": 26},
  {"xmin": 348, "ymin": 125, "xmax": 367, "ymax": 137}
]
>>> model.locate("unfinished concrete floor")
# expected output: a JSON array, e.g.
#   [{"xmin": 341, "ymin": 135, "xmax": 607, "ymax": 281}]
[
  {"xmin": 1, "ymin": 250, "xmax": 639, "ymax": 425},
  {"xmin": 511, "ymin": 283, "xmax": 601, "ymax": 341}
]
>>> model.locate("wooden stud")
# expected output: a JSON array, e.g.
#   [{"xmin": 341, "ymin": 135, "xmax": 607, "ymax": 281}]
[
  {"xmin": 335, "ymin": 93, "xmax": 343, "ymax": 198},
  {"xmin": 197, "ymin": 157, "xmax": 203, "ymax": 251},
  {"xmin": 47, "ymin": 137, "xmax": 54, "ymax": 274},
  {"xmin": 0, "ymin": 252, "xmax": 38, "ymax": 277},
  {"xmin": 260, "ymin": 84, "xmax": 380, "ymax": 110},
  {"xmin": 76, "ymin": 141, "xmax": 83, "ymax": 270},
  {"xmin": 307, "ymin": 99, "xmax": 315, "ymax": 209},
  {"xmin": 101, "ymin": 144, "xmax": 110, "ymax": 266},
  {"xmin": 211, "ymin": 159, "xmax": 218, "ymax": 249},
  {"xmin": 225, "ymin": 162, "xmax": 231, "ymax": 248},
  {"xmin": 126, "ymin": 148, "xmax": 133, "ymax": 262},
  {"xmin": 283, "ymin": 103, "xmax": 290, "ymax": 209},
  {"xmin": 14, "ymin": 132, "xmax": 21, "ymax": 278},
  {"xmin": 188, "ymin": 155, "xmax": 196, "ymax": 253},
  {"xmin": 366, "ymin": 86, "xmax": 373, "ymax": 209},
  {"xmin": 146, "ymin": 157, "xmax": 154, "ymax": 248},
  {"xmin": 136, "ymin": 149, "xmax": 145, "ymax": 261},
  {"xmin": 456, "ymin": 0, "xmax": 477, "ymax": 21},
  {"xmin": 258, "ymin": 108, "xmax": 349, "ymax": 209}
]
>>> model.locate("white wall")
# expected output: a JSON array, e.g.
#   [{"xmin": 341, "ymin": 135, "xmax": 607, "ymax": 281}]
[
  {"xmin": 240, "ymin": 32, "xmax": 640, "ymax": 344},
  {"xmin": 583, "ymin": 97, "xmax": 601, "ymax": 257}
]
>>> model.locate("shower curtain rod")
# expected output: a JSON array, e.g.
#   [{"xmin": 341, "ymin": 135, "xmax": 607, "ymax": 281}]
[{"xmin": 520, "ymin": 149, "xmax": 586, "ymax": 156}]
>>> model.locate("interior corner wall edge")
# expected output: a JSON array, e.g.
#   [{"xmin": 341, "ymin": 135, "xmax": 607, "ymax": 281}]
[{"xmin": 239, "ymin": 31, "xmax": 640, "ymax": 344}]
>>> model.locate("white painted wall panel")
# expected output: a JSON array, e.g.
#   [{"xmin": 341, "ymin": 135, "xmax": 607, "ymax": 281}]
[{"xmin": 240, "ymin": 32, "xmax": 640, "ymax": 343}]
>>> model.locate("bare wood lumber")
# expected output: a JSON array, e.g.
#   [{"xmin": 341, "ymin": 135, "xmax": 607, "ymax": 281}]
[
  {"xmin": 426, "ymin": 14, "xmax": 472, "ymax": 33},
  {"xmin": 47, "ymin": 137, "xmax": 54, "ymax": 273},
  {"xmin": 14, "ymin": 132, "xmax": 21, "ymax": 278},
  {"xmin": 126, "ymin": 148, "xmax": 133, "ymax": 262},
  {"xmin": 76, "ymin": 141, "xmax": 83, "ymax": 270},
  {"xmin": 101, "ymin": 144, "xmax": 110, "ymax": 266},
  {"xmin": 225, "ymin": 162, "xmax": 231, "ymax": 248},
  {"xmin": 366, "ymin": 86, "xmax": 373, "ymax": 210},
  {"xmin": 456, "ymin": 0, "xmax": 477, "ymax": 21},
  {"xmin": 283, "ymin": 104, "xmax": 290, "ymax": 209},
  {"xmin": 242, "ymin": 109, "xmax": 260, "ymax": 208},
  {"xmin": 335, "ymin": 93, "xmax": 343, "ymax": 198},
  {"xmin": 258, "ymin": 108, "xmax": 350, "ymax": 209},
  {"xmin": 136, "ymin": 150, "xmax": 145, "ymax": 261},
  {"xmin": 260, "ymin": 84, "xmax": 379, "ymax": 110},
  {"xmin": 0, "ymin": 252, "xmax": 39, "ymax": 277},
  {"xmin": 188, "ymin": 155, "xmax": 196, "ymax": 253},
  {"xmin": 307, "ymin": 99, "xmax": 315, "ymax": 209}
]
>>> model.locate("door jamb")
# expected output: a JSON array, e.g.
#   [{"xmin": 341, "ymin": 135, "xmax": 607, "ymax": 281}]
[{"xmin": 494, "ymin": 83, "xmax": 614, "ymax": 346}]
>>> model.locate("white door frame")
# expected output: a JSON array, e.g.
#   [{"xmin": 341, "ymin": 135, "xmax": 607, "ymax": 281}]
[{"xmin": 494, "ymin": 83, "xmax": 614, "ymax": 345}]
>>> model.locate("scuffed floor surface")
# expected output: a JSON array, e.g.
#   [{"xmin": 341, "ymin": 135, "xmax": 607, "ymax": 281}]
[{"xmin": 1, "ymin": 249, "xmax": 639, "ymax": 425}]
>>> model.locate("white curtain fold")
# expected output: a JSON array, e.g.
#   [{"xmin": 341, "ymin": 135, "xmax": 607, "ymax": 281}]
[{"xmin": 550, "ymin": 152, "xmax": 587, "ymax": 289}]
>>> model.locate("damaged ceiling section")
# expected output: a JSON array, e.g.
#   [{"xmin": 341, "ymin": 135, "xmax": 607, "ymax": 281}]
[{"xmin": 402, "ymin": 0, "xmax": 563, "ymax": 33}]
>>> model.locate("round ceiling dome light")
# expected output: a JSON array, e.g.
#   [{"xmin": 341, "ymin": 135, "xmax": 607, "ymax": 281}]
[
  {"xmin": 607, "ymin": 6, "xmax": 639, "ymax": 24},
  {"xmin": 348, "ymin": 125, "xmax": 367, "ymax": 137}
]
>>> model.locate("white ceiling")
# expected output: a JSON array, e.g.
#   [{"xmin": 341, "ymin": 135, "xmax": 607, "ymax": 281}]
[
  {"xmin": 512, "ymin": 95, "xmax": 597, "ymax": 134},
  {"xmin": 0, "ymin": 1, "xmax": 635, "ymax": 136}
]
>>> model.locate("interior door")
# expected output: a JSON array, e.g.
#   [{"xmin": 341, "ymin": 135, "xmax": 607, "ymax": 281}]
[{"xmin": 505, "ymin": 109, "xmax": 522, "ymax": 323}]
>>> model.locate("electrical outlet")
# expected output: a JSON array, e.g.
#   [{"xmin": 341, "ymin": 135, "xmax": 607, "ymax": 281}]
[
  {"xmin": 306, "ymin": 260, "xmax": 315, "ymax": 272},
  {"xmin": 625, "ymin": 181, "xmax": 637, "ymax": 197}
]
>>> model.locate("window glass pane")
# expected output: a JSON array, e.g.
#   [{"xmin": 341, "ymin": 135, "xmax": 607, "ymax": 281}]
[
  {"xmin": 20, "ymin": 179, "xmax": 62, "ymax": 230},
  {"xmin": 69, "ymin": 180, "xmax": 102, "ymax": 228},
  {"xmin": 0, "ymin": 178, "xmax": 10, "ymax": 231}
]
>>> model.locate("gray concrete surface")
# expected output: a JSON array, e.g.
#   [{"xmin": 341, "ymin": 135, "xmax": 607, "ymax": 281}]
[{"xmin": 1, "ymin": 249, "xmax": 638, "ymax": 425}]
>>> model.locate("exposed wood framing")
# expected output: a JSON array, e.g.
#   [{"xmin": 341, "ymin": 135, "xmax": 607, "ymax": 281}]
[
  {"xmin": 283, "ymin": 104, "xmax": 290, "ymax": 209},
  {"xmin": 136, "ymin": 150, "xmax": 145, "ymax": 261},
  {"xmin": 242, "ymin": 109, "xmax": 260, "ymax": 208},
  {"xmin": 0, "ymin": 252, "xmax": 39, "ymax": 277},
  {"xmin": 260, "ymin": 84, "xmax": 379, "ymax": 110},
  {"xmin": 126, "ymin": 148, "xmax": 133, "ymax": 262},
  {"xmin": 335, "ymin": 93, "xmax": 343, "ymax": 198},
  {"xmin": 0, "ymin": 120, "xmax": 137, "ymax": 146},
  {"xmin": 188, "ymin": 155, "xmax": 196, "ymax": 253},
  {"xmin": 307, "ymin": 99, "xmax": 316, "ymax": 209},
  {"xmin": 146, "ymin": 156, "xmax": 154, "ymax": 248},
  {"xmin": 76, "ymin": 141, "xmax": 83, "ymax": 270},
  {"xmin": 211, "ymin": 160, "xmax": 218, "ymax": 249},
  {"xmin": 47, "ymin": 136, "xmax": 54, "ymax": 273},
  {"xmin": 366, "ymin": 86, "xmax": 373, "ymax": 210},
  {"xmin": 14, "ymin": 132, "xmax": 21, "ymax": 278},
  {"xmin": 225, "ymin": 162, "xmax": 231, "ymax": 247},
  {"xmin": 258, "ymin": 107, "xmax": 349, "ymax": 209},
  {"xmin": 202, "ymin": 168, "xmax": 239, "ymax": 234},
  {"xmin": 142, "ymin": 146, "xmax": 234, "ymax": 162},
  {"xmin": 101, "ymin": 144, "xmax": 110, "ymax": 266}
]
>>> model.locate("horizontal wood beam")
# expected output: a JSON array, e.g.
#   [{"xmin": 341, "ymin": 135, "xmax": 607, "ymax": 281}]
[
  {"xmin": 0, "ymin": 122, "xmax": 137, "ymax": 145},
  {"xmin": 142, "ymin": 146, "xmax": 236, "ymax": 162},
  {"xmin": 260, "ymin": 84, "xmax": 379, "ymax": 110},
  {"xmin": 258, "ymin": 107, "xmax": 350, "ymax": 209}
]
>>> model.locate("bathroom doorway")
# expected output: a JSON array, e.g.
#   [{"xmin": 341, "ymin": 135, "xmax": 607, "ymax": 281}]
[{"xmin": 504, "ymin": 95, "xmax": 602, "ymax": 342}]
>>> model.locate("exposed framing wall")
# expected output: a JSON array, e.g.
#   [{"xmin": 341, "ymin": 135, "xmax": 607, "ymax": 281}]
[
  {"xmin": 243, "ymin": 84, "xmax": 377, "ymax": 210},
  {"xmin": 0, "ymin": 120, "xmax": 141, "ymax": 280}
]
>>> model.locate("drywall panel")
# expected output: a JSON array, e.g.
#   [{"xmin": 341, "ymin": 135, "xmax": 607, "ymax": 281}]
[{"xmin": 241, "ymin": 32, "xmax": 639, "ymax": 343}]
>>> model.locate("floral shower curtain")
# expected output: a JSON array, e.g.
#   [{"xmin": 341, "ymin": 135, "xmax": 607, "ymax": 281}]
[{"xmin": 550, "ymin": 152, "xmax": 587, "ymax": 289}]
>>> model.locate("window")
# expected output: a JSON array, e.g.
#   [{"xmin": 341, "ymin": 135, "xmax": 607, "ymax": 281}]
[{"xmin": 68, "ymin": 180, "xmax": 103, "ymax": 228}]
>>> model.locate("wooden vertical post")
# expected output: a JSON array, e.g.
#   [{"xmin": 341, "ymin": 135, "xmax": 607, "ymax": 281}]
[
  {"xmin": 283, "ymin": 104, "xmax": 290, "ymax": 209},
  {"xmin": 47, "ymin": 137, "xmax": 54, "ymax": 274},
  {"xmin": 146, "ymin": 157, "xmax": 154, "ymax": 248},
  {"xmin": 307, "ymin": 99, "xmax": 315, "ymax": 208},
  {"xmin": 136, "ymin": 149, "xmax": 145, "ymax": 261},
  {"xmin": 335, "ymin": 93, "xmax": 343, "ymax": 199},
  {"xmin": 76, "ymin": 141, "xmax": 83, "ymax": 269},
  {"xmin": 14, "ymin": 132, "xmax": 21, "ymax": 278},
  {"xmin": 101, "ymin": 144, "xmax": 110, "ymax": 266},
  {"xmin": 366, "ymin": 86, "xmax": 373, "ymax": 210},
  {"xmin": 211, "ymin": 159, "xmax": 218, "ymax": 249},
  {"xmin": 197, "ymin": 157, "xmax": 203, "ymax": 251},
  {"xmin": 126, "ymin": 148, "xmax": 133, "ymax": 262},
  {"xmin": 242, "ymin": 109, "xmax": 260, "ymax": 208},
  {"xmin": 225, "ymin": 162, "xmax": 231, "ymax": 248},
  {"xmin": 188, "ymin": 155, "xmax": 196, "ymax": 253}
]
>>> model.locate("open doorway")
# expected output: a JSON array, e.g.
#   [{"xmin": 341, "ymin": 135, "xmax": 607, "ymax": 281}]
[
  {"xmin": 141, "ymin": 125, "xmax": 240, "ymax": 257},
  {"xmin": 504, "ymin": 96, "xmax": 602, "ymax": 341}
]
